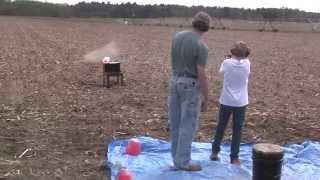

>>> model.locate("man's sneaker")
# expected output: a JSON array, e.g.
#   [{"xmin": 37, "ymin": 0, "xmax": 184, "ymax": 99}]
[
  {"xmin": 180, "ymin": 163, "xmax": 202, "ymax": 171},
  {"xmin": 231, "ymin": 158, "xmax": 241, "ymax": 165}
]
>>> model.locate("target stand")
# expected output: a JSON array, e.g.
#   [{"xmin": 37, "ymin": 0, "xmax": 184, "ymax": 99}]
[{"xmin": 102, "ymin": 62, "xmax": 124, "ymax": 88}]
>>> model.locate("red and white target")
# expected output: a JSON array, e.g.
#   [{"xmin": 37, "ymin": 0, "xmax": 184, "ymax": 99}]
[{"xmin": 102, "ymin": 56, "xmax": 111, "ymax": 64}]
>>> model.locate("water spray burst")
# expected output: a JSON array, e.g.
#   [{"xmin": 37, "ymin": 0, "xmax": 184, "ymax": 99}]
[{"xmin": 81, "ymin": 41, "xmax": 119, "ymax": 63}]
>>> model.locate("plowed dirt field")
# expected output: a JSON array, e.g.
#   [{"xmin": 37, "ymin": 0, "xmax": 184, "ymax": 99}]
[{"xmin": 0, "ymin": 16, "xmax": 319, "ymax": 179}]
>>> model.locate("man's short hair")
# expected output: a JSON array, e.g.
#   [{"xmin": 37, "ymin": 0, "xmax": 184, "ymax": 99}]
[
  {"xmin": 230, "ymin": 41, "xmax": 251, "ymax": 58},
  {"xmin": 192, "ymin": 11, "xmax": 211, "ymax": 32}
]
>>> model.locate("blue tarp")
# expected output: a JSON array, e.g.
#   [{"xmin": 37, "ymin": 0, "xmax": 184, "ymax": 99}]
[{"xmin": 107, "ymin": 137, "xmax": 320, "ymax": 180}]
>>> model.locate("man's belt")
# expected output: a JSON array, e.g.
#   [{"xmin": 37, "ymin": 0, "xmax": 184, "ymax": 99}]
[{"xmin": 173, "ymin": 72, "xmax": 198, "ymax": 79}]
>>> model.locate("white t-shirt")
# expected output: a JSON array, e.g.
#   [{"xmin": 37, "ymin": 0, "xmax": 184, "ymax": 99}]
[{"xmin": 219, "ymin": 58, "xmax": 250, "ymax": 107}]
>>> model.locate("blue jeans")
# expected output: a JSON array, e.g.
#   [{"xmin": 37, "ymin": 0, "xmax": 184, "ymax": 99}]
[
  {"xmin": 168, "ymin": 76, "xmax": 201, "ymax": 168},
  {"xmin": 212, "ymin": 104, "xmax": 247, "ymax": 160}
]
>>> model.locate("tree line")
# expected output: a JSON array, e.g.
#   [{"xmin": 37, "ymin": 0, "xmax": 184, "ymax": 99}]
[{"xmin": 0, "ymin": 0, "xmax": 320, "ymax": 22}]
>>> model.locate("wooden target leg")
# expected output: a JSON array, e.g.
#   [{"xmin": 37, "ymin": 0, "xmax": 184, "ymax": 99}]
[
  {"xmin": 121, "ymin": 73, "xmax": 124, "ymax": 85},
  {"xmin": 107, "ymin": 74, "xmax": 110, "ymax": 88},
  {"xmin": 102, "ymin": 72, "xmax": 106, "ymax": 87},
  {"xmin": 117, "ymin": 74, "xmax": 120, "ymax": 85}
]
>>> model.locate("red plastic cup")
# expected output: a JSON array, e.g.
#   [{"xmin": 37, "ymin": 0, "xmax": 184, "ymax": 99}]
[
  {"xmin": 126, "ymin": 138, "xmax": 141, "ymax": 156},
  {"xmin": 117, "ymin": 168, "xmax": 133, "ymax": 180}
]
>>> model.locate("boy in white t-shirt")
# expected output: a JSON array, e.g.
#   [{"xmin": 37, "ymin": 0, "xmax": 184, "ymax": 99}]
[{"xmin": 210, "ymin": 41, "xmax": 251, "ymax": 165}]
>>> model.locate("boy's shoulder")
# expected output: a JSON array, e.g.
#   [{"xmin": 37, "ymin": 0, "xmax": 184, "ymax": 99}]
[
  {"xmin": 223, "ymin": 58, "xmax": 250, "ymax": 63},
  {"xmin": 222, "ymin": 58, "xmax": 236, "ymax": 64},
  {"xmin": 222, "ymin": 58, "xmax": 250, "ymax": 69},
  {"xmin": 243, "ymin": 58, "xmax": 251, "ymax": 65}
]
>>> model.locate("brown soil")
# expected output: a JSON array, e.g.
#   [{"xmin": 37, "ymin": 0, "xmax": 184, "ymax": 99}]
[{"xmin": 0, "ymin": 16, "xmax": 319, "ymax": 179}]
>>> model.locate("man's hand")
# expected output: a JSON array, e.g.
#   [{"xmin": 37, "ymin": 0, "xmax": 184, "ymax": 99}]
[{"xmin": 201, "ymin": 99, "xmax": 208, "ymax": 112}]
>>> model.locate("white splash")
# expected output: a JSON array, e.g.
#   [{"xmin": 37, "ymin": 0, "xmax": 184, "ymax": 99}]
[{"xmin": 81, "ymin": 41, "xmax": 119, "ymax": 63}]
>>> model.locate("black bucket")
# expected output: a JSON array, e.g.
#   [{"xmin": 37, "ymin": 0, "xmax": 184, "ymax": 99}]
[{"xmin": 252, "ymin": 143, "xmax": 284, "ymax": 180}]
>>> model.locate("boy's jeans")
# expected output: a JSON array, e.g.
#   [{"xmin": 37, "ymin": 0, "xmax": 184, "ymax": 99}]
[
  {"xmin": 168, "ymin": 76, "xmax": 201, "ymax": 168},
  {"xmin": 212, "ymin": 104, "xmax": 247, "ymax": 160}
]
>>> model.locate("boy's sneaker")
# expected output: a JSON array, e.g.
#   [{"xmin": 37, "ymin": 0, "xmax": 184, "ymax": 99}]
[
  {"xmin": 210, "ymin": 153, "xmax": 219, "ymax": 161},
  {"xmin": 231, "ymin": 158, "xmax": 241, "ymax": 165}
]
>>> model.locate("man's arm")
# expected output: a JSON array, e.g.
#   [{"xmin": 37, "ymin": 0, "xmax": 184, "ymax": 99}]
[{"xmin": 197, "ymin": 65, "xmax": 208, "ymax": 112}]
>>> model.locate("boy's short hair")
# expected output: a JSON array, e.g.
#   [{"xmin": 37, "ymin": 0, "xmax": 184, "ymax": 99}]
[
  {"xmin": 230, "ymin": 41, "xmax": 251, "ymax": 58},
  {"xmin": 192, "ymin": 11, "xmax": 211, "ymax": 32}
]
